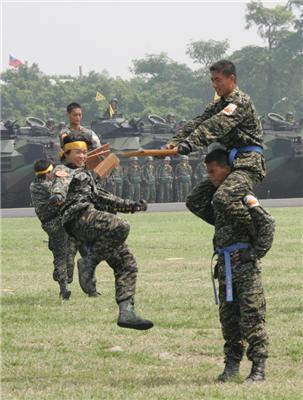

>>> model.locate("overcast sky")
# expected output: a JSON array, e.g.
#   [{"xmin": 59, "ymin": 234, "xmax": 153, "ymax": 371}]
[{"xmin": 2, "ymin": 0, "xmax": 285, "ymax": 79}]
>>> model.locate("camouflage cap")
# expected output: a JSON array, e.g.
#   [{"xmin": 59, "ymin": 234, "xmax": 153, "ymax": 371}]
[
  {"xmin": 130, "ymin": 156, "xmax": 138, "ymax": 161},
  {"xmin": 164, "ymin": 156, "xmax": 171, "ymax": 161}
]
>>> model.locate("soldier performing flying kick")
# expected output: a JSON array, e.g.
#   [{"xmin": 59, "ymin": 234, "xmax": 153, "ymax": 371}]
[
  {"xmin": 166, "ymin": 60, "xmax": 265, "ymax": 230},
  {"xmin": 57, "ymin": 135, "xmax": 153, "ymax": 330},
  {"xmin": 195, "ymin": 149, "xmax": 275, "ymax": 384}
]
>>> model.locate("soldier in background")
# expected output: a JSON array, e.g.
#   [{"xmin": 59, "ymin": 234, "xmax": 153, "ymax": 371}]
[
  {"xmin": 142, "ymin": 156, "xmax": 156, "ymax": 203},
  {"xmin": 111, "ymin": 164, "xmax": 124, "ymax": 197},
  {"xmin": 59, "ymin": 102, "xmax": 101, "ymax": 151},
  {"xmin": 194, "ymin": 154, "xmax": 208, "ymax": 185},
  {"xmin": 285, "ymin": 111, "xmax": 295, "ymax": 123},
  {"xmin": 175, "ymin": 155, "xmax": 192, "ymax": 202},
  {"xmin": 166, "ymin": 113, "xmax": 176, "ymax": 128},
  {"xmin": 103, "ymin": 98, "xmax": 119, "ymax": 119},
  {"xmin": 157, "ymin": 157, "xmax": 173, "ymax": 203},
  {"xmin": 105, "ymin": 171, "xmax": 115, "ymax": 193},
  {"xmin": 127, "ymin": 157, "xmax": 142, "ymax": 201}
]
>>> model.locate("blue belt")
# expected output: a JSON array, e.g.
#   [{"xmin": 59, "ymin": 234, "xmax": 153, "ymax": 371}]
[
  {"xmin": 228, "ymin": 146, "xmax": 263, "ymax": 165},
  {"xmin": 216, "ymin": 242, "xmax": 250, "ymax": 302}
]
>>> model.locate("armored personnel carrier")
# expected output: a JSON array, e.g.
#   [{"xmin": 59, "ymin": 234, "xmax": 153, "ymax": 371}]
[{"xmin": 1, "ymin": 118, "xmax": 61, "ymax": 208}]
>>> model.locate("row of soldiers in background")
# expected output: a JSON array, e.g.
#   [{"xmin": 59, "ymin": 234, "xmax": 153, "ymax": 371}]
[{"xmin": 104, "ymin": 155, "xmax": 208, "ymax": 203}]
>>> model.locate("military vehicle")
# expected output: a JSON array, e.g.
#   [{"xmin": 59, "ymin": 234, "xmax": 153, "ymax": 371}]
[
  {"xmin": 92, "ymin": 112, "xmax": 303, "ymax": 199},
  {"xmin": 1, "ymin": 111, "xmax": 302, "ymax": 208},
  {"xmin": 255, "ymin": 113, "xmax": 303, "ymax": 198},
  {"xmin": 91, "ymin": 114, "xmax": 176, "ymax": 152},
  {"xmin": 1, "ymin": 118, "xmax": 61, "ymax": 208}
]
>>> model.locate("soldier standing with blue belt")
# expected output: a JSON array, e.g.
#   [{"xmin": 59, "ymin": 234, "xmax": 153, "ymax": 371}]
[{"xmin": 193, "ymin": 149, "xmax": 275, "ymax": 384}]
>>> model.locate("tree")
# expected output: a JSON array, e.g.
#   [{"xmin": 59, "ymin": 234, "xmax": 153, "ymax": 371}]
[
  {"xmin": 186, "ymin": 39, "xmax": 230, "ymax": 72},
  {"xmin": 245, "ymin": 1, "xmax": 294, "ymax": 110}
]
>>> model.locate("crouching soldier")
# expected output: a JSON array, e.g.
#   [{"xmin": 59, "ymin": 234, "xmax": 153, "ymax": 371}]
[
  {"xmin": 60, "ymin": 135, "xmax": 153, "ymax": 330},
  {"xmin": 30, "ymin": 160, "xmax": 74, "ymax": 300},
  {"xmin": 187, "ymin": 149, "xmax": 275, "ymax": 384}
]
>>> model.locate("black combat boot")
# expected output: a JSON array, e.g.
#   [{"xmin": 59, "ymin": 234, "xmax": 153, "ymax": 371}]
[
  {"xmin": 117, "ymin": 299, "xmax": 154, "ymax": 330},
  {"xmin": 244, "ymin": 359, "xmax": 266, "ymax": 384},
  {"xmin": 217, "ymin": 358, "xmax": 240, "ymax": 382},
  {"xmin": 59, "ymin": 280, "xmax": 71, "ymax": 300}
]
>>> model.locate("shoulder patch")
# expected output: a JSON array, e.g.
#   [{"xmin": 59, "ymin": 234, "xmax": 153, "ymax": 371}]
[
  {"xmin": 243, "ymin": 194, "xmax": 260, "ymax": 208},
  {"xmin": 55, "ymin": 170, "xmax": 69, "ymax": 178},
  {"xmin": 221, "ymin": 103, "xmax": 237, "ymax": 116}
]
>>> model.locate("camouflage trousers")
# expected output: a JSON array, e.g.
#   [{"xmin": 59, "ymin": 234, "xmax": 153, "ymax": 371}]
[
  {"xmin": 129, "ymin": 183, "xmax": 141, "ymax": 201},
  {"xmin": 217, "ymin": 259, "xmax": 268, "ymax": 363},
  {"xmin": 186, "ymin": 170, "xmax": 261, "ymax": 228},
  {"xmin": 66, "ymin": 207, "xmax": 137, "ymax": 303},
  {"xmin": 42, "ymin": 218, "xmax": 77, "ymax": 283},
  {"xmin": 144, "ymin": 182, "xmax": 156, "ymax": 203},
  {"xmin": 159, "ymin": 182, "xmax": 172, "ymax": 202}
]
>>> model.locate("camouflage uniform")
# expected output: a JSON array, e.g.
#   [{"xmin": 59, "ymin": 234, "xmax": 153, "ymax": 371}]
[
  {"xmin": 194, "ymin": 158, "xmax": 208, "ymax": 185},
  {"xmin": 111, "ymin": 165, "xmax": 124, "ymax": 197},
  {"xmin": 61, "ymin": 169, "xmax": 138, "ymax": 303},
  {"xmin": 191, "ymin": 184, "xmax": 275, "ymax": 364},
  {"xmin": 127, "ymin": 160, "xmax": 141, "ymax": 201},
  {"xmin": 175, "ymin": 158, "xmax": 192, "ymax": 202},
  {"xmin": 59, "ymin": 125, "xmax": 101, "ymax": 151},
  {"xmin": 170, "ymin": 87, "xmax": 265, "ymax": 227},
  {"xmin": 30, "ymin": 177, "xmax": 75, "ymax": 285},
  {"xmin": 142, "ymin": 159, "xmax": 156, "ymax": 203},
  {"xmin": 51, "ymin": 164, "xmax": 80, "ymax": 282},
  {"xmin": 157, "ymin": 160, "xmax": 173, "ymax": 202}
]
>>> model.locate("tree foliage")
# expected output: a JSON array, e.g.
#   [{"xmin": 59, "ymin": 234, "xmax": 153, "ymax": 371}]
[{"xmin": 1, "ymin": 1, "xmax": 302, "ymax": 125}]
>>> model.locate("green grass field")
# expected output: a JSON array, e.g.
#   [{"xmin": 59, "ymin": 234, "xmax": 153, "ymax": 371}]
[{"xmin": 1, "ymin": 209, "xmax": 303, "ymax": 400}]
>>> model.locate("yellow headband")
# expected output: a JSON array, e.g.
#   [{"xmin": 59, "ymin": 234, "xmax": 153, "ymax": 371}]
[
  {"xmin": 63, "ymin": 141, "xmax": 88, "ymax": 152},
  {"xmin": 35, "ymin": 164, "xmax": 53, "ymax": 176}
]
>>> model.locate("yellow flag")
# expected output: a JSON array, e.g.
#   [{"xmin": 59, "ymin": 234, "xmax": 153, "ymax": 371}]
[{"xmin": 95, "ymin": 91, "xmax": 106, "ymax": 102}]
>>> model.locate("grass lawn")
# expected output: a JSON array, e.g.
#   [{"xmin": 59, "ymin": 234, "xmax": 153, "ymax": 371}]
[{"xmin": 1, "ymin": 208, "xmax": 303, "ymax": 400}]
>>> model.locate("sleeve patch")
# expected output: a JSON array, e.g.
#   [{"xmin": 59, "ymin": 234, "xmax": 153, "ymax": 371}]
[
  {"xmin": 243, "ymin": 194, "xmax": 260, "ymax": 208},
  {"xmin": 221, "ymin": 103, "xmax": 237, "ymax": 116},
  {"xmin": 55, "ymin": 170, "xmax": 69, "ymax": 177}
]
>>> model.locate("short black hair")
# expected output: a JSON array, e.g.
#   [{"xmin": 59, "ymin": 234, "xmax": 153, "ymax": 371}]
[
  {"xmin": 67, "ymin": 102, "xmax": 81, "ymax": 113},
  {"xmin": 205, "ymin": 149, "xmax": 229, "ymax": 166},
  {"xmin": 33, "ymin": 159, "xmax": 53, "ymax": 177},
  {"xmin": 209, "ymin": 60, "xmax": 236, "ymax": 79},
  {"xmin": 62, "ymin": 133, "xmax": 90, "ymax": 147}
]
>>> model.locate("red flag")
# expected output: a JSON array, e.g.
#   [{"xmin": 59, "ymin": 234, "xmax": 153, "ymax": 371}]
[{"xmin": 9, "ymin": 55, "xmax": 23, "ymax": 68}]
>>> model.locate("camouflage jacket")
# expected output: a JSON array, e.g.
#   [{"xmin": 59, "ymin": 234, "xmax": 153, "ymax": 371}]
[
  {"xmin": 202, "ymin": 188, "xmax": 274, "ymax": 259},
  {"xmin": 51, "ymin": 164, "xmax": 79, "ymax": 202},
  {"xmin": 175, "ymin": 163, "xmax": 192, "ymax": 182},
  {"xmin": 30, "ymin": 178, "xmax": 60, "ymax": 224},
  {"xmin": 169, "ymin": 87, "xmax": 265, "ymax": 178},
  {"xmin": 128, "ymin": 165, "xmax": 142, "ymax": 184},
  {"xmin": 59, "ymin": 125, "xmax": 101, "ymax": 150},
  {"xmin": 194, "ymin": 162, "xmax": 208, "ymax": 181},
  {"xmin": 142, "ymin": 164, "xmax": 156, "ymax": 183},
  {"xmin": 111, "ymin": 165, "xmax": 124, "ymax": 183},
  {"xmin": 157, "ymin": 164, "xmax": 173, "ymax": 183},
  {"xmin": 61, "ymin": 169, "xmax": 133, "ymax": 225}
]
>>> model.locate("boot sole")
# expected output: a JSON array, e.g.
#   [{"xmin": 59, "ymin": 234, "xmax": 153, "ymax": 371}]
[{"xmin": 117, "ymin": 321, "xmax": 154, "ymax": 330}]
